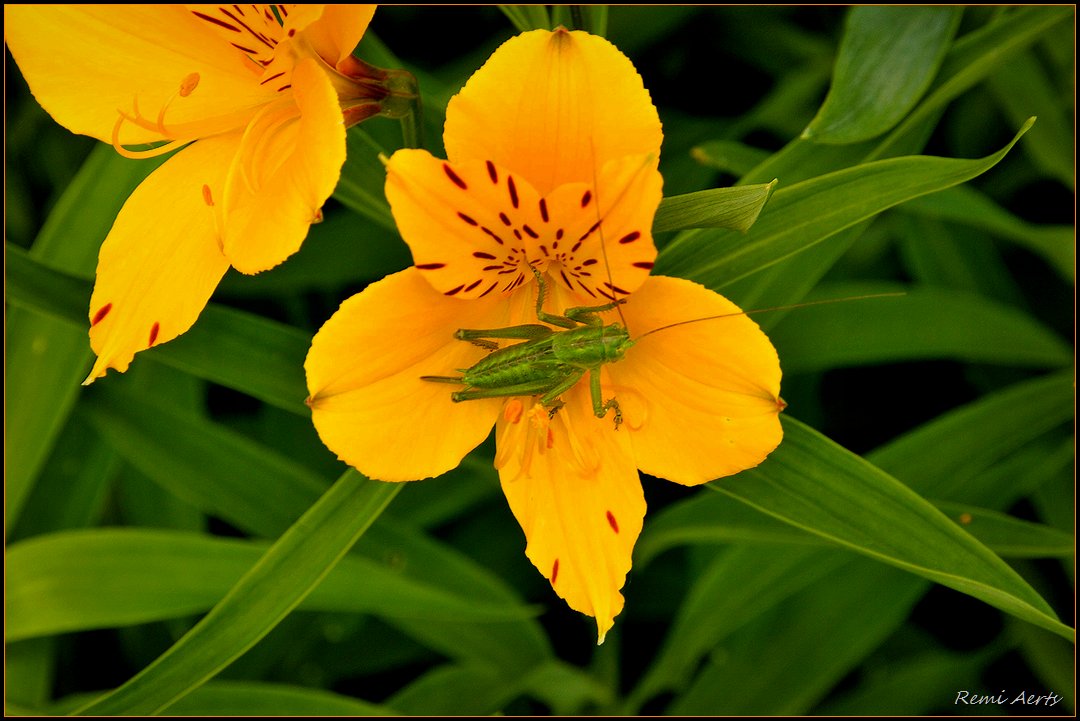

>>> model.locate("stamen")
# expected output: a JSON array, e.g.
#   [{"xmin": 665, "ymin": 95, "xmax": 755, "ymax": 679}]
[{"xmin": 179, "ymin": 72, "xmax": 200, "ymax": 97}]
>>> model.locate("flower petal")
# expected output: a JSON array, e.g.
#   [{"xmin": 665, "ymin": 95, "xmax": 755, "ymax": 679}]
[
  {"xmin": 294, "ymin": 5, "xmax": 377, "ymax": 69},
  {"xmin": 444, "ymin": 28, "xmax": 662, "ymax": 195},
  {"xmin": 385, "ymin": 150, "xmax": 538, "ymax": 299},
  {"xmin": 385, "ymin": 151, "xmax": 660, "ymax": 303},
  {"xmin": 496, "ymin": 384, "xmax": 644, "ymax": 644},
  {"xmin": 85, "ymin": 135, "xmax": 235, "ymax": 383},
  {"xmin": 610, "ymin": 276, "xmax": 784, "ymax": 485},
  {"xmin": 5, "ymin": 5, "xmax": 273, "ymax": 145},
  {"xmin": 542, "ymin": 154, "xmax": 661, "ymax": 303},
  {"xmin": 220, "ymin": 57, "xmax": 346, "ymax": 274},
  {"xmin": 305, "ymin": 268, "xmax": 513, "ymax": 482}
]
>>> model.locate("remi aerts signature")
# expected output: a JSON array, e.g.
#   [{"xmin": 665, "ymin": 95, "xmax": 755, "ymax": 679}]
[{"xmin": 955, "ymin": 690, "xmax": 1063, "ymax": 707}]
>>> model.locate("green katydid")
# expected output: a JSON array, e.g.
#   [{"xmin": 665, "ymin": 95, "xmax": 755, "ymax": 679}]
[{"xmin": 421, "ymin": 263, "xmax": 902, "ymax": 429}]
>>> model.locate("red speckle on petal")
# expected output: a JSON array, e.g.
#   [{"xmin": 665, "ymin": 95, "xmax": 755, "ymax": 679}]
[
  {"xmin": 443, "ymin": 163, "xmax": 468, "ymax": 190},
  {"xmin": 148, "ymin": 322, "xmax": 160, "ymax": 347},
  {"xmin": 776, "ymin": 397, "xmax": 788, "ymax": 412},
  {"xmin": 202, "ymin": 185, "xmax": 214, "ymax": 206},
  {"xmin": 552, "ymin": 558, "xmax": 560, "ymax": 584},
  {"xmin": 91, "ymin": 303, "xmax": 113, "ymax": 327},
  {"xmin": 606, "ymin": 510, "xmax": 619, "ymax": 533}
]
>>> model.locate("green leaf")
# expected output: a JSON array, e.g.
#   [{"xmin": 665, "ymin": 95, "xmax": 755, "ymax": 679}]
[
  {"xmin": 986, "ymin": 50, "xmax": 1074, "ymax": 189},
  {"xmin": 868, "ymin": 370, "xmax": 1074, "ymax": 502},
  {"xmin": 5, "ymin": 145, "xmax": 162, "ymax": 532},
  {"xmin": 69, "ymin": 470, "xmax": 400, "ymax": 715},
  {"xmin": 498, "ymin": 5, "xmax": 551, "ymax": 33},
  {"xmin": 637, "ymin": 491, "xmax": 1073, "ymax": 565},
  {"xmin": 387, "ymin": 664, "xmax": 516, "ymax": 715},
  {"xmin": 668, "ymin": 559, "xmax": 927, "ymax": 714},
  {"xmin": 5, "ymin": 243, "xmax": 312, "ymax": 415},
  {"xmin": 897, "ymin": 185, "xmax": 1074, "ymax": 282},
  {"xmin": 931, "ymin": 503, "xmax": 1075, "ymax": 559},
  {"xmin": 82, "ymin": 384, "xmax": 325, "ymax": 539},
  {"xmin": 655, "ymin": 118, "xmax": 1035, "ymax": 289},
  {"xmin": 869, "ymin": 5, "xmax": 1072, "ymax": 160},
  {"xmin": 653, "ymin": 181, "xmax": 777, "ymax": 234},
  {"xmin": 6, "ymin": 528, "xmax": 533, "ymax": 643},
  {"xmin": 690, "ymin": 140, "xmax": 771, "ymax": 177},
  {"xmin": 815, "ymin": 648, "xmax": 994, "ymax": 715},
  {"xmin": 804, "ymin": 7, "xmax": 961, "ymax": 144},
  {"xmin": 714, "ymin": 417, "xmax": 1073, "ymax": 641},
  {"xmin": 160, "ymin": 681, "xmax": 392, "ymax": 716},
  {"xmin": 769, "ymin": 281, "xmax": 1073, "ymax": 373},
  {"xmin": 334, "ymin": 127, "xmax": 397, "ymax": 232},
  {"xmin": 628, "ymin": 545, "xmax": 847, "ymax": 709}
]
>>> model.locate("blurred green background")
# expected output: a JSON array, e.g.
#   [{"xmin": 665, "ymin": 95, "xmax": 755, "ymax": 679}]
[{"xmin": 5, "ymin": 6, "xmax": 1074, "ymax": 715}]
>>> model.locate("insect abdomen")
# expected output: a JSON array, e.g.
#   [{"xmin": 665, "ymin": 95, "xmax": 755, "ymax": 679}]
[{"xmin": 461, "ymin": 338, "xmax": 562, "ymax": 388}]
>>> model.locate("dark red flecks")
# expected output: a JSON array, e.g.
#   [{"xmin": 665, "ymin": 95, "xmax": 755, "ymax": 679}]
[
  {"xmin": 523, "ymin": 224, "xmax": 539, "ymax": 239},
  {"xmin": 581, "ymin": 190, "xmax": 593, "ymax": 208},
  {"xmin": 464, "ymin": 279, "xmax": 483, "ymax": 292},
  {"xmin": 579, "ymin": 221, "xmax": 601, "ymax": 242},
  {"xmin": 481, "ymin": 227, "xmax": 505, "ymax": 245},
  {"xmin": 582, "ymin": 258, "xmax": 598, "ymax": 266},
  {"xmin": 91, "ymin": 303, "xmax": 113, "ymax": 327},
  {"xmin": 416, "ymin": 262, "xmax": 446, "ymax": 270},
  {"xmin": 443, "ymin": 163, "xmax": 468, "ymax": 190},
  {"xmin": 444, "ymin": 284, "xmax": 465, "ymax": 296},
  {"xmin": 556, "ymin": 228, "xmax": 565, "ymax": 240},
  {"xmin": 473, "ymin": 251, "xmax": 497, "ymax": 260},
  {"xmin": 507, "ymin": 175, "xmax": 519, "ymax": 208},
  {"xmin": 604, "ymin": 282, "xmax": 631, "ymax": 295},
  {"xmin": 478, "ymin": 281, "xmax": 499, "ymax": 298},
  {"xmin": 552, "ymin": 558, "xmax": 560, "ymax": 584},
  {"xmin": 606, "ymin": 510, "xmax": 619, "ymax": 533},
  {"xmin": 618, "ymin": 231, "xmax": 641, "ymax": 244},
  {"xmin": 259, "ymin": 71, "xmax": 285, "ymax": 86},
  {"xmin": 486, "ymin": 160, "xmax": 498, "ymax": 183},
  {"xmin": 148, "ymin": 322, "xmax": 160, "ymax": 347},
  {"xmin": 457, "ymin": 212, "xmax": 478, "ymax": 226},
  {"xmin": 498, "ymin": 212, "xmax": 512, "ymax": 227},
  {"xmin": 539, "ymin": 198, "xmax": 550, "ymax": 222},
  {"xmin": 632, "ymin": 261, "xmax": 655, "ymax": 269},
  {"xmin": 192, "ymin": 11, "xmax": 239, "ymax": 32}
]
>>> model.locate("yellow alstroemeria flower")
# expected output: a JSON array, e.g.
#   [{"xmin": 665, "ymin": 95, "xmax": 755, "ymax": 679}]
[
  {"xmin": 5, "ymin": 4, "xmax": 401, "ymax": 383},
  {"xmin": 305, "ymin": 29, "xmax": 784, "ymax": 642}
]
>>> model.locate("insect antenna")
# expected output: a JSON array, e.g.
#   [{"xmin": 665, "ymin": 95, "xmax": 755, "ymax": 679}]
[
  {"xmin": 635, "ymin": 292, "xmax": 907, "ymax": 341},
  {"xmin": 588, "ymin": 138, "xmax": 630, "ymax": 329}
]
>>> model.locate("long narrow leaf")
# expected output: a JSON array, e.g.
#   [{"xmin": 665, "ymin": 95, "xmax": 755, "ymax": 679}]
[
  {"xmin": 804, "ymin": 7, "xmax": 960, "ymax": 144},
  {"xmin": 656, "ymin": 118, "xmax": 1034, "ymax": 289},
  {"xmin": 769, "ymin": 282, "xmax": 1073, "ymax": 373},
  {"xmin": 713, "ymin": 417, "xmax": 1073, "ymax": 641},
  {"xmin": 71, "ymin": 471, "xmax": 400, "ymax": 715}
]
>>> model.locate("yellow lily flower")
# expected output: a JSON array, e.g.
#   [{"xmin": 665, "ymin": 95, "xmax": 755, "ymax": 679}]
[
  {"xmin": 5, "ymin": 4, "xmax": 400, "ymax": 383},
  {"xmin": 304, "ymin": 29, "xmax": 784, "ymax": 642}
]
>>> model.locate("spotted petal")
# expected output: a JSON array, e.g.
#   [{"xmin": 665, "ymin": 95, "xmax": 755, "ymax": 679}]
[
  {"xmin": 4, "ymin": 5, "xmax": 274, "ymax": 146},
  {"xmin": 611, "ymin": 276, "xmax": 784, "ymax": 485},
  {"xmin": 305, "ymin": 268, "xmax": 513, "ymax": 482},
  {"xmin": 85, "ymin": 135, "xmax": 235, "ymax": 383},
  {"xmin": 386, "ymin": 150, "xmax": 661, "ymax": 303},
  {"xmin": 444, "ymin": 28, "xmax": 663, "ymax": 195},
  {"xmin": 220, "ymin": 57, "xmax": 346, "ymax": 273},
  {"xmin": 495, "ymin": 384, "xmax": 644, "ymax": 644}
]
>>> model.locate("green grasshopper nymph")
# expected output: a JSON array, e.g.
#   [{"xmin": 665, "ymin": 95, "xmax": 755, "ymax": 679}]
[
  {"xmin": 422, "ymin": 264, "xmax": 636, "ymax": 428},
  {"xmin": 421, "ymin": 264, "xmax": 903, "ymax": 428}
]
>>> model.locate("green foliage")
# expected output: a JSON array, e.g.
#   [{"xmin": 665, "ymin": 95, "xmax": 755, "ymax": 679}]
[{"xmin": 5, "ymin": 6, "xmax": 1073, "ymax": 716}]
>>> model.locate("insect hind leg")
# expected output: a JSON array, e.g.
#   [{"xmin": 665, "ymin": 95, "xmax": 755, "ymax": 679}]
[{"xmin": 589, "ymin": 367, "xmax": 623, "ymax": 429}]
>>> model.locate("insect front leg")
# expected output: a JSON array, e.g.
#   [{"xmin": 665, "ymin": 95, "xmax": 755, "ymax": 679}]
[
  {"xmin": 454, "ymin": 323, "xmax": 553, "ymax": 350},
  {"xmin": 564, "ymin": 299, "xmax": 625, "ymax": 327},
  {"xmin": 589, "ymin": 366, "xmax": 622, "ymax": 429}
]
